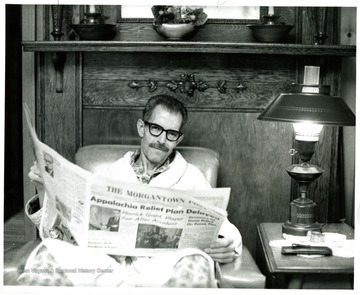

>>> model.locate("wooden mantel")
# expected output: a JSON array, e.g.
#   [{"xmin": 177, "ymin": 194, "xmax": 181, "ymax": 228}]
[{"xmin": 23, "ymin": 41, "xmax": 356, "ymax": 56}]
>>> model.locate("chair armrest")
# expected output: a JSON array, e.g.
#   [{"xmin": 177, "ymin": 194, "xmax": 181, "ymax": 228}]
[
  {"xmin": 3, "ymin": 240, "xmax": 41, "ymax": 285},
  {"xmin": 218, "ymin": 246, "xmax": 265, "ymax": 288}
]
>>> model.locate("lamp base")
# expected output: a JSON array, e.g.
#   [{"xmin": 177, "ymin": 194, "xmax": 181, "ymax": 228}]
[
  {"xmin": 282, "ymin": 196, "xmax": 322, "ymax": 236},
  {"xmin": 282, "ymin": 220, "xmax": 322, "ymax": 236}
]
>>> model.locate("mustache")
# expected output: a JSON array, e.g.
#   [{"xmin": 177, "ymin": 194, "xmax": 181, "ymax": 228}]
[{"xmin": 149, "ymin": 143, "xmax": 169, "ymax": 152}]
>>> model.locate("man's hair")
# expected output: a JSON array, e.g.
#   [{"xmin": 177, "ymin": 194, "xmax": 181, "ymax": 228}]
[{"xmin": 143, "ymin": 95, "xmax": 188, "ymax": 127}]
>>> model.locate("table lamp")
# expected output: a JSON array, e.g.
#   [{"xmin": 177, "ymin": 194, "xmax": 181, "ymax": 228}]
[{"xmin": 257, "ymin": 66, "xmax": 355, "ymax": 236}]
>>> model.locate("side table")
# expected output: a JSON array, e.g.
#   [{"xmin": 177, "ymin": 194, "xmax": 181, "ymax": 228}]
[{"xmin": 256, "ymin": 222, "xmax": 354, "ymax": 289}]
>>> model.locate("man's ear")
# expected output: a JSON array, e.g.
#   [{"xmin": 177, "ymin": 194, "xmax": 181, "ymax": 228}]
[{"xmin": 137, "ymin": 119, "xmax": 145, "ymax": 137}]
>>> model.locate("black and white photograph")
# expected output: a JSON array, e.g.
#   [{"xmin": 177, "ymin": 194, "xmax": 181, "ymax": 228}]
[
  {"xmin": 135, "ymin": 224, "xmax": 182, "ymax": 249},
  {"xmin": 43, "ymin": 152, "xmax": 54, "ymax": 177},
  {"xmin": 88, "ymin": 205, "xmax": 121, "ymax": 232},
  {"xmin": 2, "ymin": 0, "xmax": 358, "ymax": 292}
]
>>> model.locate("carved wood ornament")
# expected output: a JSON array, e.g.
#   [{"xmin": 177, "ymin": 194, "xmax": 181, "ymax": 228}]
[{"xmin": 128, "ymin": 74, "xmax": 247, "ymax": 97}]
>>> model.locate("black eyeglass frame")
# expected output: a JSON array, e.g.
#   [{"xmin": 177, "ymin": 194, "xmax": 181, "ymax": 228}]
[{"xmin": 143, "ymin": 120, "xmax": 183, "ymax": 142}]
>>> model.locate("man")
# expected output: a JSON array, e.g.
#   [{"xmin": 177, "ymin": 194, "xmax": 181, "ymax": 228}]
[
  {"xmin": 27, "ymin": 94, "xmax": 242, "ymax": 287},
  {"xmin": 97, "ymin": 94, "xmax": 242, "ymax": 260}
]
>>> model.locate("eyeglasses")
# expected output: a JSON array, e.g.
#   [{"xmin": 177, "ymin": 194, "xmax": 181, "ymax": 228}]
[{"xmin": 144, "ymin": 121, "xmax": 183, "ymax": 142}]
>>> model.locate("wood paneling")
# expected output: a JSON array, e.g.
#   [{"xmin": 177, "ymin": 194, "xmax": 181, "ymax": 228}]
[
  {"xmin": 82, "ymin": 52, "xmax": 295, "ymax": 111},
  {"xmin": 296, "ymin": 7, "xmax": 340, "ymax": 45},
  {"xmin": 22, "ymin": 5, "xmax": 37, "ymax": 241},
  {"xmin": 83, "ymin": 109, "xmax": 141, "ymax": 145},
  {"xmin": 38, "ymin": 52, "xmax": 81, "ymax": 161}
]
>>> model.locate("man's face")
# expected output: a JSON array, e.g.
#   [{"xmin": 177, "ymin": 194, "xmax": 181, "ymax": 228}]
[{"xmin": 137, "ymin": 105, "xmax": 183, "ymax": 167}]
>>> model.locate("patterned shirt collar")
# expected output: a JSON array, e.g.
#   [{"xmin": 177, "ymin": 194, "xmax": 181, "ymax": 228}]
[{"xmin": 130, "ymin": 148, "xmax": 174, "ymax": 184}]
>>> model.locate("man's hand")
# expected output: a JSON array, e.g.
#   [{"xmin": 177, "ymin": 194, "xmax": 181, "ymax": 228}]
[
  {"xmin": 204, "ymin": 236, "xmax": 236, "ymax": 263},
  {"xmin": 28, "ymin": 161, "xmax": 44, "ymax": 191},
  {"xmin": 28, "ymin": 161, "xmax": 45, "ymax": 206}
]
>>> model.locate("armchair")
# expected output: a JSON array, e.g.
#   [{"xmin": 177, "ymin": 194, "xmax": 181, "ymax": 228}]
[{"xmin": 3, "ymin": 145, "xmax": 265, "ymax": 288}]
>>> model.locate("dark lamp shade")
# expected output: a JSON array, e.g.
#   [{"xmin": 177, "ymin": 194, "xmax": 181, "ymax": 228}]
[{"xmin": 258, "ymin": 92, "xmax": 355, "ymax": 126}]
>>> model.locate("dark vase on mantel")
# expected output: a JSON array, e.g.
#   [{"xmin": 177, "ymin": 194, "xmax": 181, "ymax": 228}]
[
  {"xmin": 153, "ymin": 23, "xmax": 197, "ymax": 41},
  {"xmin": 70, "ymin": 12, "xmax": 116, "ymax": 41}
]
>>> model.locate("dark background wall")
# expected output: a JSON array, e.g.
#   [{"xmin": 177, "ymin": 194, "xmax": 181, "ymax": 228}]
[{"xmin": 4, "ymin": 4, "xmax": 23, "ymax": 221}]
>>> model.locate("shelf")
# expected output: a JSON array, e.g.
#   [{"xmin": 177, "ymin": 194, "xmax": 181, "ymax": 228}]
[{"xmin": 22, "ymin": 41, "xmax": 356, "ymax": 56}]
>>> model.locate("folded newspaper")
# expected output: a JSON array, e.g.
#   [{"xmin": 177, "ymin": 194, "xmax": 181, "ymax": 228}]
[{"xmin": 24, "ymin": 104, "xmax": 230, "ymax": 256}]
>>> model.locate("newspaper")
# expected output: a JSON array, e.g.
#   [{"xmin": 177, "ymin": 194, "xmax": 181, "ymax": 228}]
[{"xmin": 24, "ymin": 104, "xmax": 230, "ymax": 256}]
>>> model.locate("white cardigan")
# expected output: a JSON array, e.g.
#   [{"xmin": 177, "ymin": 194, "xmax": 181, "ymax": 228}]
[{"xmin": 98, "ymin": 150, "xmax": 211, "ymax": 190}]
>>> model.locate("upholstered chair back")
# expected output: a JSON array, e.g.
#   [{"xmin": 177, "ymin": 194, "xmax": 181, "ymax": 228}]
[{"xmin": 75, "ymin": 145, "xmax": 219, "ymax": 188}]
